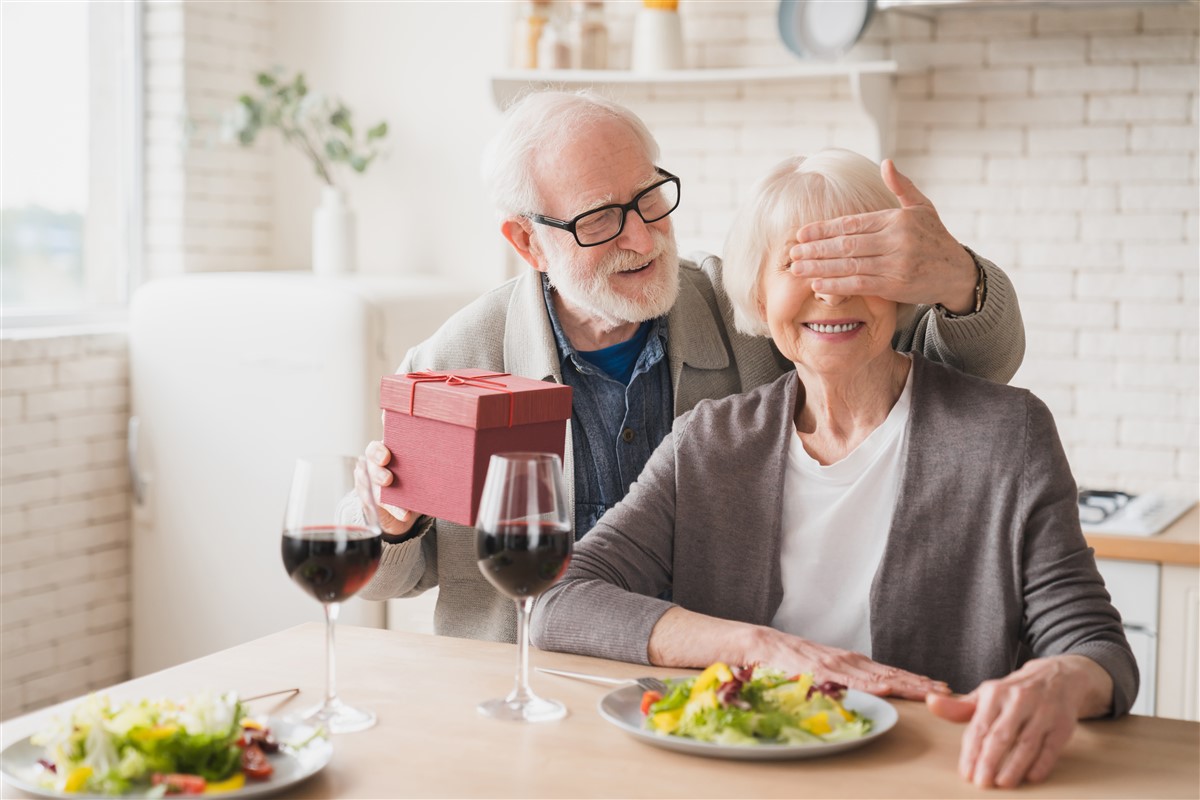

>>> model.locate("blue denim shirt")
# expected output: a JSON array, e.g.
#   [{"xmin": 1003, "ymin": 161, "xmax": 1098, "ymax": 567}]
[{"xmin": 542, "ymin": 276, "xmax": 674, "ymax": 540}]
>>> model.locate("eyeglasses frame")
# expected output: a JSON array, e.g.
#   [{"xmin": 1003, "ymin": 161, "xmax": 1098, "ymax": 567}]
[{"xmin": 527, "ymin": 167, "xmax": 681, "ymax": 248}]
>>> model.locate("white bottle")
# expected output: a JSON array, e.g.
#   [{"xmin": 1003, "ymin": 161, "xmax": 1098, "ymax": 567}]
[
  {"xmin": 569, "ymin": 0, "xmax": 608, "ymax": 70},
  {"xmin": 630, "ymin": 2, "xmax": 684, "ymax": 72},
  {"xmin": 538, "ymin": 1, "xmax": 572, "ymax": 70}
]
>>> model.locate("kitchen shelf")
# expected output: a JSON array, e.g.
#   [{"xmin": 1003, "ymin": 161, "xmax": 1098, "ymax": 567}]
[{"xmin": 490, "ymin": 60, "xmax": 898, "ymax": 159}]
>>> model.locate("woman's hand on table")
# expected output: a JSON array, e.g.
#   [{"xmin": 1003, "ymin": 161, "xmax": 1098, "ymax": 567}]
[
  {"xmin": 760, "ymin": 630, "xmax": 950, "ymax": 701},
  {"xmin": 926, "ymin": 654, "xmax": 1115, "ymax": 790},
  {"xmin": 649, "ymin": 610, "xmax": 948, "ymax": 701},
  {"xmin": 361, "ymin": 440, "xmax": 418, "ymax": 536}
]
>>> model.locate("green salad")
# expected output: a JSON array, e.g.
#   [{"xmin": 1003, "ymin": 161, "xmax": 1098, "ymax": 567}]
[
  {"xmin": 27, "ymin": 691, "xmax": 252, "ymax": 795},
  {"xmin": 641, "ymin": 663, "xmax": 872, "ymax": 746}
]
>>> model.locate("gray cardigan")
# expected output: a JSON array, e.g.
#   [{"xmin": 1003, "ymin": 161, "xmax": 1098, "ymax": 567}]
[
  {"xmin": 361, "ymin": 251, "xmax": 1026, "ymax": 643},
  {"xmin": 530, "ymin": 354, "xmax": 1138, "ymax": 715}
]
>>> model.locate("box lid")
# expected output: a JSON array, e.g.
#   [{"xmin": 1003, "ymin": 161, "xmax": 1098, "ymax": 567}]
[{"xmin": 381, "ymin": 369, "xmax": 572, "ymax": 429}]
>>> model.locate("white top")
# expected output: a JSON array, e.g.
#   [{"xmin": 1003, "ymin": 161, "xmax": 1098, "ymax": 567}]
[{"xmin": 770, "ymin": 366, "xmax": 914, "ymax": 656}]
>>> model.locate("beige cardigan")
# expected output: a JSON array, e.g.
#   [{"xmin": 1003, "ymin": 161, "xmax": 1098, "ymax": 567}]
[{"xmin": 360, "ymin": 252, "xmax": 1026, "ymax": 642}]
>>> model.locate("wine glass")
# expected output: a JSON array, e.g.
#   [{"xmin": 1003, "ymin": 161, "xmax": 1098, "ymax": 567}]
[
  {"xmin": 280, "ymin": 455, "xmax": 382, "ymax": 734},
  {"xmin": 475, "ymin": 452, "xmax": 573, "ymax": 722}
]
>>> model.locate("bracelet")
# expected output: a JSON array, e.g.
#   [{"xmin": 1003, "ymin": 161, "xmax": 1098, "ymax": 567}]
[{"xmin": 937, "ymin": 260, "xmax": 986, "ymax": 319}]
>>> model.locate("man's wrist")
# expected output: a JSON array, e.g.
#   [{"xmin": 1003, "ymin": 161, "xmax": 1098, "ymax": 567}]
[
  {"xmin": 937, "ymin": 249, "xmax": 986, "ymax": 318},
  {"xmin": 381, "ymin": 517, "xmax": 426, "ymax": 545}
]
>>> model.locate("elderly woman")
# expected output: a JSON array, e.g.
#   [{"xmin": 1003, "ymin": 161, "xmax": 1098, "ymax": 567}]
[{"xmin": 530, "ymin": 149, "xmax": 1136, "ymax": 789}]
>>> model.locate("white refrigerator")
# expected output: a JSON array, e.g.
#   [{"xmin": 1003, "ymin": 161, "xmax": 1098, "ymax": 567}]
[{"xmin": 128, "ymin": 272, "xmax": 484, "ymax": 676}]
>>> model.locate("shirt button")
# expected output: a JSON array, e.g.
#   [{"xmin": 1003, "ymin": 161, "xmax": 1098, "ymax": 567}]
[{"xmin": 622, "ymin": 428, "xmax": 635, "ymax": 443}]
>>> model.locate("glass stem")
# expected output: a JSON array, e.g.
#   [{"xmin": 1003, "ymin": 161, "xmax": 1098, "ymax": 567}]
[
  {"xmin": 512, "ymin": 596, "xmax": 534, "ymax": 702},
  {"xmin": 323, "ymin": 601, "xmax": 341, "ymax": 708}
]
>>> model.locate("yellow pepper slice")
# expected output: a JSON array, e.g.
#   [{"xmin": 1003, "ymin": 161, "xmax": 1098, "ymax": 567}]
[
  {"xmin": 204, "ymin": 773, "xmax": 247, "ymax": 794},
  {"xmin": 63, "ymin": 766, "xmax": 92, "ymax": 793},
  {"xmin": 689, "ymin": 662, "xmax": 734, "ymax": 699},
  {"xmin": 649, "ymin": 707, "xmax": 684, "ymax": 733},
  {"xmin": 130, "ymin": 724, "xmax": 179, "ymax": 742},
  {"xmin": 799, "ymin": 711, "xmax": 832, "ymax": 736}
]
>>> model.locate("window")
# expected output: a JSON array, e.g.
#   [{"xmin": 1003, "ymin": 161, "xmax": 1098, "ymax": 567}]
[{"xmin": 1, "ymin": 2, "xmax": 141, "ymax": 324}]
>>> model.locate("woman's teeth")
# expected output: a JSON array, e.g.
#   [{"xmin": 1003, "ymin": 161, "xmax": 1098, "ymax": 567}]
[{"xmin": 806, "ymin": 322, "xmax": 861, "ymax": 334}]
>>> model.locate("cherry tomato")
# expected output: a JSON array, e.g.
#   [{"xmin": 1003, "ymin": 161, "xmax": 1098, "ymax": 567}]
[
  {"xmin": 240, "ymin": 743, "xmax": 274, "ymax": 781},
  {"xmin": 640, "ymin": 690, "xmax": 662, "ymax": 716},
  {"xmin": 151, "ymin": 773, "xmax": 207, "ymax": 795}
]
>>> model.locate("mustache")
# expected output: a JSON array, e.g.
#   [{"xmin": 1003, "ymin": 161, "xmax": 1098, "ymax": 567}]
[{"xmin": 600, "ymin": 232, "xmax": 675, "ymax": 274}]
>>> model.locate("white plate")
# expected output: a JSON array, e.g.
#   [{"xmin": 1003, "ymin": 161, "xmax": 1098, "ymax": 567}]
[
  {"xmin": 598, "ymin": 684, "xmax": 897, "ymax": 761},
  {"xmin": 778, "ymin": 0, "xmax": 876, "ymax": 60},
  {"xmin": 0, "ymin": 717, "xmax": 332, "ymax": 799}
]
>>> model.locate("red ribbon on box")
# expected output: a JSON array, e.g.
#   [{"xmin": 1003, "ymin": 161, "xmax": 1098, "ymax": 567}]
[{"xmin": 404, "ymin": 371, "xmax": 516, "ymax": 427}]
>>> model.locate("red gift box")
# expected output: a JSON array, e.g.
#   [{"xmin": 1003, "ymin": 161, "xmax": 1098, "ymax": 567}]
[{"xmin": 379, "ymin": 370, "xmax": 573, "ymax": 526}]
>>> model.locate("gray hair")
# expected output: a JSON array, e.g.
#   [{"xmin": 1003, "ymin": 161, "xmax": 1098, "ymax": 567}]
[
  {"xmin": 480, "ymin": 90, "xmax": 660, "ymax": 218},
  {"xmin": 722, "ymin": 148, "xmax": 916, "ymax": 337}
]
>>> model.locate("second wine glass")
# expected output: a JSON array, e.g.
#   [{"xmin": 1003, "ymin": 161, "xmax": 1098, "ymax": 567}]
[{"xmin": 475, "ymin": 452, "xmax": 573, "ymax": 723}]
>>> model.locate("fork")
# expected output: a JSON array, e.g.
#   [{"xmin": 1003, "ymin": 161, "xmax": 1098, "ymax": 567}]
[{"xmin": 535, "ymin": 667, "xmax": 669, "ymax": 694}]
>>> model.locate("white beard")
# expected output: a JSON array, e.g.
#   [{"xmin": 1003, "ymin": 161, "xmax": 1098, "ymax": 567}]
[{"xmin": 542, "ymin": 229, "xmax": 681, "ymax": 327}]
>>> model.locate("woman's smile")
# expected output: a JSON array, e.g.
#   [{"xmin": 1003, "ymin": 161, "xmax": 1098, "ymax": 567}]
[{"xmin": 803, "ymin": 319, "xmax": 864, "ymax": 337}]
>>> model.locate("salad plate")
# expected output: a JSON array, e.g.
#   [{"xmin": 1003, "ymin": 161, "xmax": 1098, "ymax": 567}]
[
  {"xmin": 598, "ymin": 684, "xmax": 897, "ymax": 761},
  {"xmin": 0, "ymin": 717, "xmax": 332, "ymax": 799}
]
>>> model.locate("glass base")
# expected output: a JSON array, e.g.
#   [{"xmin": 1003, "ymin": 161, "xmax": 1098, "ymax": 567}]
[
  {"xmin": 300, "ymin": 696, "xmax": 376, "ymax": 734},
  {"xmin": 478, "ymin": 694, "xmax": 567, "ymax": 723}
]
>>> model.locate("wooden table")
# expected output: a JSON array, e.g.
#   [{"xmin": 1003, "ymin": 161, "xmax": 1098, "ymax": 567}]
[{"xmin": 3, "ymin": 624, "xmax": 1197, "ymax": 799}]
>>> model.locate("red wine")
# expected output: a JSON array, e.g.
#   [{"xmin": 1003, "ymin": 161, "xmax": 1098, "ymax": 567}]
[
  {"xmin": 476, "ymin": 521, "xmax": 572, "ymax": 599},
  {"xmin": 282, "ymin": 526, "xmax": 382, "ymax": 604}
]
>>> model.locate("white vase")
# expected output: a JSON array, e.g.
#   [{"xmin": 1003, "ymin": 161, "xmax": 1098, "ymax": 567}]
[{"xmin": 312, "ymin": 186, "xmax": 356, "ymax": 275}]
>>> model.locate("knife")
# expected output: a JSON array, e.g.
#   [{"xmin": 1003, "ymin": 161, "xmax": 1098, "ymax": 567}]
[{"xmin": 535, "ymin": 667, "xmax": 630, "ymax": 686}]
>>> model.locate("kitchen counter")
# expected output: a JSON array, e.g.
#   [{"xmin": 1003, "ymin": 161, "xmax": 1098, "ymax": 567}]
[
  {"xmin": 1084, "ymin": 503, "xmax": 1199, "ymax": 566},
  {"xmin": 2, "ymin": 623, "xmax": 1197, "ymax": 799}
]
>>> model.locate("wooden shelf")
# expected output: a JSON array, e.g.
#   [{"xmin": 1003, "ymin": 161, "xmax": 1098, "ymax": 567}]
[{"xmin": 490, "ymin": 61, "xmax": 899, "ymax": 160}]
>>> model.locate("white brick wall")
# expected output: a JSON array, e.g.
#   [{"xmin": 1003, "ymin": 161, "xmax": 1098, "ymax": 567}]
[
  {"xmin": 143, "ymin": 0, "xmax": 275, "ymax": 280},
  {"xmin": 1, "ymin": 331, "xmax": 132, "ymax": 719},
  {"xmin": 544, "ymin": 2, "xmax": 1200, "ymax": 495}
]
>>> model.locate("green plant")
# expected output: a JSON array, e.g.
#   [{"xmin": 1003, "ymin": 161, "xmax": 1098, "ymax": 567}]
[{"xmin": 224, "ymin": 69, "xmax": 388, "ymax": 187}]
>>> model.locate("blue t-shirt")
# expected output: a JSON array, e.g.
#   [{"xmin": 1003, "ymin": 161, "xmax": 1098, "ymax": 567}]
[{"xmin": 577, "ymin": 321, "xmax": 652, "ymax": 385}]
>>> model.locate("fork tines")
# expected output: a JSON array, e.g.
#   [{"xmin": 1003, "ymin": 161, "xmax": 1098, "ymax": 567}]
[{"xmin": 637, "ymin": 677, "xmax": 669, "ymax": 694}]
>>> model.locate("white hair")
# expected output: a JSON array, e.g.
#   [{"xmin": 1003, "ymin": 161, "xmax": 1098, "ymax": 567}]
[
  {"xmin": 722, "ymin": 148, "xmax": 914, "ymax": 336},
  {"xmin": 480, "ymin": 90, "xmax": 661, "ymax": 218}
]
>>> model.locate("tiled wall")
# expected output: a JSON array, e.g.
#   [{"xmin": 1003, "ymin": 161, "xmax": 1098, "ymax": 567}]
[
  {"xmin": 1, "ymin": 332, "xmax": 132, "ymax": 718},
  {"xmin": 2, "ymin": 0, "xmax": 1196, "ymax": 718}
]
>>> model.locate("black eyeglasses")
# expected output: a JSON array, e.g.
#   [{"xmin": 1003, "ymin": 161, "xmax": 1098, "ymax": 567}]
[{"xmin": 528, "ymin": 168, "xmax": 681, "ymax": 247}]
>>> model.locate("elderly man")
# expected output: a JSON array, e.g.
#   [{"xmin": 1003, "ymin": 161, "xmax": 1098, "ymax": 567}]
[{"xmin": 356, "ymin": 90, "xmax": 1026, "ymax": 643}]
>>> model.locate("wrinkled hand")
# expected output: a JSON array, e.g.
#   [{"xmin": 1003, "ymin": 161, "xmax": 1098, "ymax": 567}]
[
  {"xmin": 926, "ymin": 656, "xmax": 1102, "ymax": 789},
  {"xmin": 788, "ymin": 159, "xmax": 978, "ymax": 312},
  {"xmin": 361, "ymin": 440, "xmax": 418, "ymax": 537},
  {"xmin": 763, "ymin": 632, "xmax": 949, "ymax": 701}
]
